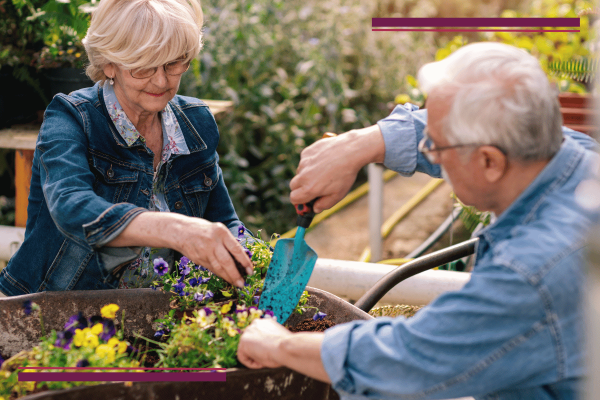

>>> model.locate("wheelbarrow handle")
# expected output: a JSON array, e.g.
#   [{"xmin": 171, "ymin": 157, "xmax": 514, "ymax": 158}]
[{"xmin": 354, "ymin": 238, "xmax": 479, "ymax": 312}]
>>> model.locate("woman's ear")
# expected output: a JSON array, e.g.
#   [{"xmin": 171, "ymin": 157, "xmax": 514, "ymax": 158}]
[
  {"xmin": 103, "ymin": 64, "xmax": 116, "ymax": 80},
  {"xmin": 478, "ymin": 146, "xmax": 507, "ymax": 183}
]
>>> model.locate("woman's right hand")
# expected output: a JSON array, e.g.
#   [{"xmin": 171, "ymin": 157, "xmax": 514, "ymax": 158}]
[
  {"xmin": 175, "ymin": 218, "xmax": 253, "ymax": 288},
  {"xmin": 106, "ymin": 212, "xmax": 253, "ymax": 288}
]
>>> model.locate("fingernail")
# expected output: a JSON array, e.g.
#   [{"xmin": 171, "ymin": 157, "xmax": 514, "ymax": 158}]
[
  {"xmin": 246, "ymin": 267, "xmax": 254, "ymax": 276},
  {"xmin": 236, "ymin": 279, "xmax": 245, "ymax": 288}
]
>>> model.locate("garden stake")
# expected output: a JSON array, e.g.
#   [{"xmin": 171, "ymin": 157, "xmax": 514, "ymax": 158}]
[{"xmin": 259, "ymin": 200, "xmax": 318, "ymax": 323}]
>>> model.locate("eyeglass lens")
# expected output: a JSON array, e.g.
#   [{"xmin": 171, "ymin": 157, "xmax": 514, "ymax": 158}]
[{"xmin": 131, "ymin": 59, "xmax": 190, "ymax": 79}]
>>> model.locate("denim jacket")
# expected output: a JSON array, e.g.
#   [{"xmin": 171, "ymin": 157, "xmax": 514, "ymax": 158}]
[
  {"xmin": 321, "ymin": 104, "xmax": 599, "ymax": 400},
  {"xmin": 0, "ymin": 83, "xmax": 243, "ymax": 296}
]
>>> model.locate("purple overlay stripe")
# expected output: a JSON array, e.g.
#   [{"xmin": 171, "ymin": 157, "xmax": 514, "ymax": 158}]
[
  {"xmin": 18, "ymin": 372, "xmax": 226, "ymax": 383},
  {"xmin": 371, "ymin": 18, "xmax": 580, "ymax": 27},
  {"xmin": 372, "ymin": 28, "xmax": 579, "ymax": 32},
  {"xmin": 18, "ymin": 367, "xmax": 226, "ymax": 371}
]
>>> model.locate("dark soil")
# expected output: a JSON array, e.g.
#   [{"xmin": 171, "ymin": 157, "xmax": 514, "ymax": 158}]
[
  {"xmin": 128, "ymin": 336, "xmax": 162, "ymax": 368},
  {"xmin": 288, "ymin": 317, "xmax": 335, "ymax": 333}
]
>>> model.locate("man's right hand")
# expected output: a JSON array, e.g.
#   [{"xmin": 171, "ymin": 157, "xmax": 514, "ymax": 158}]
[{"xmin": 289, "ymin": 124, "xmax": 386, "ymax": 213}]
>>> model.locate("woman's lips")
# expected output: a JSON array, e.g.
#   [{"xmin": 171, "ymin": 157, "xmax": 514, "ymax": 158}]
[{"xmin": 146, "ymin": 92, "xmax": 165, "ymax": 97}]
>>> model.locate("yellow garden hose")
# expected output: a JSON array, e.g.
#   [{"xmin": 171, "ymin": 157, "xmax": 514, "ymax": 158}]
[
  {"xmin": 271, "ymin": 169, "xmax": 399, "ymax": 245},
  {"xmin": 358, "ymin": 178, "xmax": 444, "ymax": 262}
]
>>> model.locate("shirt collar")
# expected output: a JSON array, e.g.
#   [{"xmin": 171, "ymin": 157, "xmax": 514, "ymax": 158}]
[
  {"xmin": 102, "ymin": 80, "xmax": 189, "ymax": 158},
  {"xmin": 476, "ymin": 135, "xmax": 586, "ymax": 245}
]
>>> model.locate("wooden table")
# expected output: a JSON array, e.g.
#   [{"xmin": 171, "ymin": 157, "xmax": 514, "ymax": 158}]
[{"xmin": 0, "ymin": 99, "xmax": 233, "ymax": 227}]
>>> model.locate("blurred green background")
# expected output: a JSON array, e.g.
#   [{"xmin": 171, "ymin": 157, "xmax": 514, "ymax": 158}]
[{"xmin": 0, "ymin": 0, "xmax": 596, "ymax": 234}]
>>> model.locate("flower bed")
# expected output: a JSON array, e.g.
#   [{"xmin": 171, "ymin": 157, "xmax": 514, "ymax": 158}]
[{"xmin": 0, "ymin": 231, "xmax": 372, "ymax": 400}]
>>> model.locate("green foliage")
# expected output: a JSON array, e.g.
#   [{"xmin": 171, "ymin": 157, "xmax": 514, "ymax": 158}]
[
  {"xmin": 0, "ymin": 304, "xmax": 141, "ymax": 399},
  {"xmin": 147, "ymin": 232, "xmax": 318, "ymax": 369},
  {"xmin": 549, "ymin": 56, "xmax": 598, "ymax": 83},
  {"xmin": 180, "ymin": 0, "xmax": 436, "ymax": 235},
  {"xmin": 395, "ymin": 0, "xmax": 597, "ymax": 104}
]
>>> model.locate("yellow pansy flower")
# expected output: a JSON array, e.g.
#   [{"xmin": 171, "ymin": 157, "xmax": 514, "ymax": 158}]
[
  {"xmin": 84, "ymin": 332, "xmax": 99, "ymax": 349},
  {"xmin": 91, "ymin": 323, "xmax": 103, "ymax": 335},
  {"xmin": 73, "ymin": 329, "xmax": 85, "ymax": 347},
  {"xmin": 221, "ymin": 302, "xmax": 232, "ymax": 314},
  {"xmin": 95, "ymin": 344, "xmax": 116, "ymax": 363},
  {"xmin": 107, "ymin": 338, "xmax": 120, "ymax": 348},
  {"xmin": 117, "ymin": 341, "xmax": 127, "ymax": 354},
  {"xmin": 101, "ymin": 304, "xmax": 120, "ymax": 319}
]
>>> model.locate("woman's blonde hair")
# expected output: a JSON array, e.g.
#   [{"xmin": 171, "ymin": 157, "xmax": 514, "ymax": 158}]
[{"xmin": 83, "ymin": 0, "xmax": 203, "ymax": 82}]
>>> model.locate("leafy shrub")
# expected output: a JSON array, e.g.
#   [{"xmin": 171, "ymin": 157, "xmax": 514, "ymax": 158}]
[{"xmin": 180, "ymin": 0, "xmax": 438, "ymax": 235}]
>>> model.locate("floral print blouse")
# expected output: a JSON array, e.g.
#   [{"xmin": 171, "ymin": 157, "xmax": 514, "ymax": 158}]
[{"xmin": 103, "ymin": 81, "xmax": 190, "ymax": 288}]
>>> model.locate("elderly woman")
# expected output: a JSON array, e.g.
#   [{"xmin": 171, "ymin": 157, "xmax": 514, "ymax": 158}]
[{"xmin": 0, "ymin": 0, "xmax": 253, "ymax": 296}]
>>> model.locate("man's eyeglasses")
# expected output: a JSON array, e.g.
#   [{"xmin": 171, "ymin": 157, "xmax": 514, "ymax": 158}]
[
  {"xmin": 130, "ymin": 57, "xmax": 190, "ymax": 79},
  {"xmin": 418, "ymin": 129, "xmax": 505, "ymax": 164}
]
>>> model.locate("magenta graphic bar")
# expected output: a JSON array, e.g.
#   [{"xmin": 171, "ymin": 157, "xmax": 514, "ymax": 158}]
[
  {"xmin": 18, "ymin": 366, "xmax": 226, "ymax": 371},
  {"xmin": 371, "ymin": 18, "xmax": 580, "ymax": 28},
  {"xmin": 18, "ymin": 372, "xmax": 227, "ymax": 382},
  {"xmin": 373, "ymin": 28, "xmax": 578, "ymax": 32}
]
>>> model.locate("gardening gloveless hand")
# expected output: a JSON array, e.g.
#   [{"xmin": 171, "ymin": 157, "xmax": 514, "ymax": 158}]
[
  {"xmin": 289, "ymin": 125, "xmax": 386, "ymax": 213},
  {"xmin": 106, "ymin": 212, "xmax": 253, "ymax": 288},
  {"xmin": 237, "ymin": 318, "xmax": 331, "ymax": 383}
]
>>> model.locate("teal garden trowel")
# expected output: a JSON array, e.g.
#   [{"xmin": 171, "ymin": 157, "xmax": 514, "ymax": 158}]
[{"xmin": 259, "ymin": 201, "xmax": 318, "ymax": 323}]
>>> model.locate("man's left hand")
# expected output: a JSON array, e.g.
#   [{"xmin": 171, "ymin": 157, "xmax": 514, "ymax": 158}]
[{"xmin": 237, "ymin": 318, "xmax": 291, "ymax": 369}]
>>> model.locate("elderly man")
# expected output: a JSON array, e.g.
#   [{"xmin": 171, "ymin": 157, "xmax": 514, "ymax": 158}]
[{"xmin": 237, "ymin": 42, "xmax": 599, "ymax": 399}]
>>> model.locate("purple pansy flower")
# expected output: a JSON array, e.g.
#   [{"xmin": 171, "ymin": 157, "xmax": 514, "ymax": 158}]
[
  {"xmin": 237, "ymin": 226, "xmax": 245, "ymax": 238},
  {"xmin": 100, "ymin": 320, "xmax": 116, "ymax": 341},
  {"xmin": 0, "ymin": 355, "xmax": 4, "ymax": 368},
  {"xmin": 263, "ymin": 309, "xmax": 274, "ymax": 318},
  {"xmin": 253, "ymin": 296, "xmax": 260, "ymax": 304},
  {"xmin": 194, "ymin": 292, "xmax": 204, "ymax": 302},
  {"xmin": 153, "ymin": 257, "xmax": 169, "ymax": 276},
  {"xmin": 154, "ymin": 330, "xmax": 165, "ymax": 338},
  {"xmin": 203, "ymin": 307, "xmax": 213, "ymax": 316},
  {"xmin": 189, "ymin": 277, "xmax": 199, "ymax": 287},
  {"xmin": 245, "ymin": 248, "xmax": 253, "ymax": 259},
  {"xmin": 76, "ymin": 359, "xmax": 90, "ymax": 368},
  {"xmin": 23, "ymin": 300, "xmax": 32, "ymax": 315},
  {"xmin": 55, "ymin": 330, "xmax": 74, "ymax": 349},
  {"xmin": 179, "ymin": 263, "xmax": 191, "ymax": 276},
  {"xmin": 179, "ymin": 256, "xmax": 190, "ymax": 267},
  {"xmin": 64, "ymin": 312, "xmax": 88, "ymax": 332},
  {"xmin": 313, "ymin": 311, "xmax": 327, "ymax": 321},
  {"xmin": 200, "ymin": 277, "xmax": 211, "ymax": 284},
  {"xmin": 173, "ymin": 281, "xmax": 186, "ymax": 295},
  {"xmin": 204, "ymin": 290, "xmax": 214, "ymax": 300}
]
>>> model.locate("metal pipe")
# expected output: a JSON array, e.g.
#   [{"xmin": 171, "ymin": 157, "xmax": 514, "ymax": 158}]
[
  {"xmin": 368, "ymin": 163, "xmax": 384, "ymax": 262},
  {"xmin": 307, "ymin": 255, "xmax": 471, "ymax": 307},
  {"xmin": 354, "ymin": 238, "xmax": 478, "ymax": 312}
]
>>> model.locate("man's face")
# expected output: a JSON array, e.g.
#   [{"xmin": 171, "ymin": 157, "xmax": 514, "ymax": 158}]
[{"xmin": 426, "ymin": 89, "xmax": 486, "ymax": 209}]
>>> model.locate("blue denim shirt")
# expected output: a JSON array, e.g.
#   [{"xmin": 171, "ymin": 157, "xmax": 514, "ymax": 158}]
[
  {"xmin": 0, "ymin": 83, "xmax": 244, "ymax": 296},
  {"xmin": 321, "ymin": 104, "xmax": 600, "ymax": 400}
]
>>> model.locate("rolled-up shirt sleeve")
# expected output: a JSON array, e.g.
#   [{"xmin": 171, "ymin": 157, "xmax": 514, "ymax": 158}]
[
  {"xmin": 377, "ymin": 104, "xmax": 441, "ymax": 178},
  {"xmin": 321, "ymin": 262, "xmax": 552, "ymax": 400}
]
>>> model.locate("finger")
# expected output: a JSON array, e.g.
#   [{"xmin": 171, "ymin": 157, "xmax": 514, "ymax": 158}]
[
  {"xmin": 289, "ymin": 184, "xmax": 315, "ymax": 206},
  {"xmin": 214, "ymin": 246, "xmax": 245, "ymax": 288},
  {"xmin": 205, "ymin": 252, "xmax": 236, "ymax": 286},
  {"xmin": 313, "ymin": 195, "xmax": 341, "ymax": 214},
  {"xmin": 225, "ymin": 240, "xmax": 254, "ymax": 276}
]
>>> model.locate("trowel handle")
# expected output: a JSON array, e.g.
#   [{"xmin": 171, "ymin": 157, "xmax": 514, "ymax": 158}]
[{"xmin": 295, "ymin": 200, "xmax": 317, "ymax": 228}]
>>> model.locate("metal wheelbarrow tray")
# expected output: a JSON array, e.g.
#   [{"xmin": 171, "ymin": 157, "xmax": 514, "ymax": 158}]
[{"xmin": 0, "ymin": 287, "xmax": 372, "ymax": 400}]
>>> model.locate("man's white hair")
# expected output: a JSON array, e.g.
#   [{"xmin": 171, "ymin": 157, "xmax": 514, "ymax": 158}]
[{"xmin": 418, "ymin": 42, "xmax": 563, "ymax": 161}]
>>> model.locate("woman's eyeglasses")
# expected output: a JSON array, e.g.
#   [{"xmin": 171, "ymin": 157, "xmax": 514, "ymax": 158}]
[{"xmin": 130, "ymin": 58, "xmax": 190, "ymax": 79}]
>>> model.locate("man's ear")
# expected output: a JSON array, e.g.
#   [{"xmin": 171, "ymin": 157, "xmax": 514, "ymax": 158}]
[{"xmin": 478, "ymin": 146, "xmax": 507, "ymax": 183}]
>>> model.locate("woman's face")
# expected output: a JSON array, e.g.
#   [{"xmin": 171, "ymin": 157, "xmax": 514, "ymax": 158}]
[{"xmin": 103, "ymin": 62, "xmax": 182, "ymax": 116}]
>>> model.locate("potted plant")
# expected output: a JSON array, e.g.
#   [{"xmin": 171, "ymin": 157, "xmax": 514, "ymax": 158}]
[{"xmin": 0, "ymin": 0, "xmax": 48, "ymax": 127}]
